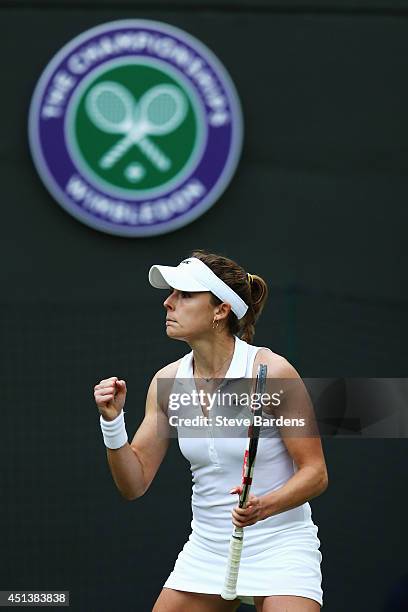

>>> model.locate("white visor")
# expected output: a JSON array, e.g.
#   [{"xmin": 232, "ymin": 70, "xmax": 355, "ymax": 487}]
[{"xmin": 149, "ymin": 257, "xmax": 248, "ymax": 319}]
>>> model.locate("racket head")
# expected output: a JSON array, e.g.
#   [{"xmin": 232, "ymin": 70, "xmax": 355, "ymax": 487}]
[
  {"xmin": 139, "ymin": 84, "xmax": 187, "ymax": 135},
  {"xmin": 85, "ymin": 81, "xmax": 135, "ymax": 134}
]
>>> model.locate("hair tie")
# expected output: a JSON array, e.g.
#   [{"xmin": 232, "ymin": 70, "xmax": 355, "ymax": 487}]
[{"xmin": 247, "ymin": 273, "xmax": 254, "ymax": 285}]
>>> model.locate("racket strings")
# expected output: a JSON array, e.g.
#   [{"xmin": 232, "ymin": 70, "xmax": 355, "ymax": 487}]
[
  {"xmin": 146, "ymin": 93, "xmax": 178, "ymax": 127},
  {"xmin": 97, "ymin": 91, "xmax": 128, "ymax": 125}
]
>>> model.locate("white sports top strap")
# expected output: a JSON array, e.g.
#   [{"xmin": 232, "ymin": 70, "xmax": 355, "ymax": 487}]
[{"xmin": 245, "ymin": 342, "xmax": 267, "ymax": 378}]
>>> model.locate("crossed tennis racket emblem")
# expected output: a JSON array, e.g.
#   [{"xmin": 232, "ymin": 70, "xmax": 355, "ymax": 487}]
[{"xmin": 85, "ymin": 81, "xmax": 188, "ymax": 174}]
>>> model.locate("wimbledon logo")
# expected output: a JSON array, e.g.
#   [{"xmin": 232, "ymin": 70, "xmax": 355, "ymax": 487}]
[{"xmin": 29, "ymin": 20, "xmax": 243, "ymax": 236}]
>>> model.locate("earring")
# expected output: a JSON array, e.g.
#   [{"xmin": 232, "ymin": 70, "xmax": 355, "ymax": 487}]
[{"xmin": 212, "ymin": 317, "xmax": 219, "ymax": 330}]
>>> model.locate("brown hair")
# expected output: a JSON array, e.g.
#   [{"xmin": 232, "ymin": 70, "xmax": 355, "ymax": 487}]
[{"xmin": 191, "ymin": 250, "xmax": 268, "ymax": 344}]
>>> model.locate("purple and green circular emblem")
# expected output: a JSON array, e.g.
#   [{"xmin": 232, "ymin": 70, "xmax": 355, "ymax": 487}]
[{"xmin": 29, "ymin": 20, "xmax": 243, "ymax": 236}]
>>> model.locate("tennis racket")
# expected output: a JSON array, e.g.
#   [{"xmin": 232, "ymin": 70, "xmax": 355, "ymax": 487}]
[
  {"xmin": 85, "ymin": 82, "xmax": 187, "ymax": 171},
  {"xmin": 221, "ymin": 363, "xmax": 267, "ymax": 601}
]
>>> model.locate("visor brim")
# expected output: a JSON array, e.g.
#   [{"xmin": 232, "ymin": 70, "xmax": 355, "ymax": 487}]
[{"xmin": 149, "ymin": 265, "xmax": 209, "ymax": 292}]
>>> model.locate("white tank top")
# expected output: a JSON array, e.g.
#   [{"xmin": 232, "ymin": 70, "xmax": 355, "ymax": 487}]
[{"xmin": 173, "ymin": 335, "xmax": 315, "ymax": 549}]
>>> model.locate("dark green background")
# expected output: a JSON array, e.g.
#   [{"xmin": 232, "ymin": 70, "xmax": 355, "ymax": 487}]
[{"xmin": 1, "ymin": 2, "xmax": 407, "ymax": 611}]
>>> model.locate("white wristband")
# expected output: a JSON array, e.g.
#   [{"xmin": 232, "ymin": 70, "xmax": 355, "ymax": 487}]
[{"xmin": 100, "ymin": 409, "xmax": 128, "ymax": 449}]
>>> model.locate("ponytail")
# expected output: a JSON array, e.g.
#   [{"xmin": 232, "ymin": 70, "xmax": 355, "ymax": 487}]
[{"xmin": 238, "ymin": 274, "xmax": 268, "ymax": 344}]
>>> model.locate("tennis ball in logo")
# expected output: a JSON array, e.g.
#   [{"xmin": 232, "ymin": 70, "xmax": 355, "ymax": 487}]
[{"xmin": 67, "ymin": 60, "xmax": 203, "ymax": 197}]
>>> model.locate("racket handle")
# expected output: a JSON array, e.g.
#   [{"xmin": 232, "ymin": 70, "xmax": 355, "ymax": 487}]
[
  {"xmin": 100, "ymin": 133, "xmax": 134, "ymax": 169},
  {"xmin": 221, "ymin": 526, "xmax": 244, "ymax": 600},
  {"xmin": 138, "ymin": 137, "xmax": 171, "ymax": 172}
]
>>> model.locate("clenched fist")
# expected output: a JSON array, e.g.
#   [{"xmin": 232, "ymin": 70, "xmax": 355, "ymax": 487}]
[{"xmin": 94, "ymin": 376, "xmax": 127, "ymax": 421}]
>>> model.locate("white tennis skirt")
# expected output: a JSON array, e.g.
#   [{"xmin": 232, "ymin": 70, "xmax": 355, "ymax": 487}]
[{"xmin": 163, "ymin": 522, "xmax": 323, "ymax": 607}]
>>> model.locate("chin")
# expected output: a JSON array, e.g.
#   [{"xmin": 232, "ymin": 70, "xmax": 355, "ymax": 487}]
[{"xmin": 166, "ymin": 328, "xmax": 185, "ymax": 341}]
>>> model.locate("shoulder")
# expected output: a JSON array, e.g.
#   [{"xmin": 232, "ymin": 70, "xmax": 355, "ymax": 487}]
[
  {"xmin": 145, "ymin": 358, "xmax": 183, "ymax": 411},
  {"xmin": 147, "ymin": 358, "xmax": 183, "ymax": 393},
  {"xmin": 154, "ymin": 358, "xmax": 183, "ymax": 381},
  {"xmin": 252, "ymin": 347, "xmax": 300, "ymax": 379}
]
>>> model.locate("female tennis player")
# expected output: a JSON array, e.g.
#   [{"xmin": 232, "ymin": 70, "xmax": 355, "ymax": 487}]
[{"xmin": 94, "ymin": 250, "xmax": 328, "ymax": 611}]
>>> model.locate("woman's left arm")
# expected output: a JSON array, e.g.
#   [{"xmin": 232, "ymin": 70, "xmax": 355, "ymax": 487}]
[{"xmin": 231, "ymin": 356, "xmax": 329, "ymax": 528}]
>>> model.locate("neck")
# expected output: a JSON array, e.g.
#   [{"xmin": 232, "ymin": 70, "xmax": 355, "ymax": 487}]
[{"xmin": 191, "ymin": 334, "xmax": 235, "ymax": 379}]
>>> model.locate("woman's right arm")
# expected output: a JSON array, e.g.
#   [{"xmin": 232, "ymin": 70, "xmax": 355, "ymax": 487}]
[{"xmin": 94, "ymin": 367, "xmax": 174, "ymax": 501}]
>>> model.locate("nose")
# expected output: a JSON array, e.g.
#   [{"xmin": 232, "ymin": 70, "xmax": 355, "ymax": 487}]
[{"xmin": 163, "ymin": 290, "xmax": 176, "ymax": 310}]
